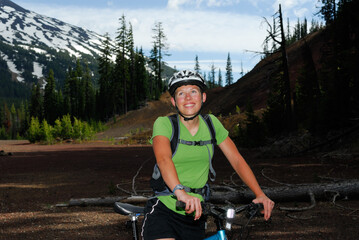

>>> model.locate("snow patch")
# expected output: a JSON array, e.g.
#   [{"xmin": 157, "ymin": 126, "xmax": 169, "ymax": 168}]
[
  {"xmin": 33, "ymin": 62, "xmax": 43, "ymax": 79},
  {"xmin": 0, "ymin": 51, "xmax": 24, "ymax": 82}
]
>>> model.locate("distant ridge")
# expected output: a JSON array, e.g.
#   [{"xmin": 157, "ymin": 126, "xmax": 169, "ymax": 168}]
[
  {"xmin": 0, "ymin": 0, "xmax": 109, "ymax": 88},
  {"xmin": 0, "ymin": 0, "xmax": 28, "ymax": 13}
]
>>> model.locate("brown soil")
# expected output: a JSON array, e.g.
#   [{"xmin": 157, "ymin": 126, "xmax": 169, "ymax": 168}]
[{"xmin": 1, "ymin": 140, "xmax": 358, "ymax": 240}]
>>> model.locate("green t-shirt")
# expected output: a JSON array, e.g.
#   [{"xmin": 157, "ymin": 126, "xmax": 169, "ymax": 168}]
[{"xmin": 150, "ymin": 114, "xmax": 228, "ymax": 215}]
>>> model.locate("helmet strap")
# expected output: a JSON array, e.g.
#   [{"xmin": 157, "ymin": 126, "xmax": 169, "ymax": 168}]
[{"xmin": 175, "ymin": 102, "xmax": 203, "ymax": 121}]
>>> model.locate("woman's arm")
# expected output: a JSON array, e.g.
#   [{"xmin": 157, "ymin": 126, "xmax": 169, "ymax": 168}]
[
  {"xmin": 218, "ymin": 136, "xmax": 274, "ymax": 220},
  {"xmin": 152, "ymin": 135, "xmax": 202, "ymax": 220}
]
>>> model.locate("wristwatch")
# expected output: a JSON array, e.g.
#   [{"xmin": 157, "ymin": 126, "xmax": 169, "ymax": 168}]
[{"xmin": 172, "ymin": 184, "xmax": 185, "ymax": 194}]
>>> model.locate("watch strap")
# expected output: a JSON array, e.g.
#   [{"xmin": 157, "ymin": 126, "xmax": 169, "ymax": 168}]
[{"xmin": 172, "ymin": 184, "xmax": 184, "ymax": 194}]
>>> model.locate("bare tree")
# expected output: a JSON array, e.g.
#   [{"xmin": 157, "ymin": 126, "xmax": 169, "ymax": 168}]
[{"xmin": 263, "ymin": 4, "xmax": 294, "ymax": 131}]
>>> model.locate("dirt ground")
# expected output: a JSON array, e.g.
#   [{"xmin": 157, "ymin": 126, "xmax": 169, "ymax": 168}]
[{"xmin": 0, "ymin": 140, "xmax": 358, "ymax": 240}]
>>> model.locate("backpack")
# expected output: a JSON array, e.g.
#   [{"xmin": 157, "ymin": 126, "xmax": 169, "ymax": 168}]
[{"xmin": 150, "ymin": 114, "xmax": 217, "ymax": 199}]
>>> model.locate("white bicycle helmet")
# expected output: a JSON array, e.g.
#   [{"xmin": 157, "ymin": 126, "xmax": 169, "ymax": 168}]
[
  {"xmin": 168, "ymin": 70, "xmax": 207, "ymax": 121},
  {"xmin": 168, "ymin": 70, "xmax": 207, "ymax": 96}
]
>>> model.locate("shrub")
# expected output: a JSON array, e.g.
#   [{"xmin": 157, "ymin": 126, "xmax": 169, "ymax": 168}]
[
  {"xmin": 41, "ymin": 119, "xmax": 54, "ymax": 144},
  {"xmin": 73, "ymin": 117, "xmax": 82, "ymax": 140},
  {"xmin": 0, "ymin": 126, "xmax": 9, "ymax": 140},
  {"xmin": 27, "ymin": 117, "xmax": 41, "ymax": 143},
  {"xmin": 82, "ymin": 121, "xmax": 95, "ymax": 140},
  {"xmin": 26, "ymin": 114, "xmax": 101, "ymax": 143},
  {"xmin": 61, "ymin": 114, "xmax": 73, "ymax": 139},
  {"xmin": 53, "ymin": 119, "xmax": 62, "ymax": 139}
]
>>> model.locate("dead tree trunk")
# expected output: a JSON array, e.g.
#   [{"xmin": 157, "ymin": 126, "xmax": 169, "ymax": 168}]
[
  {"xmin": 60, "ymin": 180, "xmax": 359, "ymax": 207},
  {"xmin": 57, "ymin": 195, "xmax": 149, "ymax": 207},
  {"xmin": 278, "ymin": 4, "xmax": 294, "ymax": 130},
  {"xmin": 210, "ymin": 179, "xmax": 359, "ymax": 203}
]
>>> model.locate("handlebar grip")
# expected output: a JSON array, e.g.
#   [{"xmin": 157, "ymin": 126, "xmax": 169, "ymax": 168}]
[
  {"xmin": 176, "ymin": 200, "xmax": 186, "ymax": 210},
  {"xmin": 248, "ymin": 203, "xmax": 264, "ymax": 217},
  {"xmin": 253, "ymin": 203, "xmax": 264, "ymax": 209},
  {"xmin": 176, "ymin": 201, "xmax": 207, "ymax": 211}
]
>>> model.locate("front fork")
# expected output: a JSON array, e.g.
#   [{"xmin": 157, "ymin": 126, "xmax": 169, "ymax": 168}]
[{"xmin": 204, "ymin": 217, "xmax": 227, "ymax": 240}]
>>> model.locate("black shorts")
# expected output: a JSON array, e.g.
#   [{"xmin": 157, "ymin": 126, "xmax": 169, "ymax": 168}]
[{"xmin": 141, "ymin": 198, "xmax": 206, "ymax": 240}]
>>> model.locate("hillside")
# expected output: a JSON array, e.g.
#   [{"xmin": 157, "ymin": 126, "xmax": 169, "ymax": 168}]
[
  {"xmin": 101, "ymin": 29, "xmax": 328, "ymax": 139},
  {"xmin": 0, "ymin": 0, "xmax": 175, "ymax": 101},
  {"xmin": 204, "ymin": 29, "xmax": 326, "ymax": 116},
  {"xmin": 0, "ymin": 0, "xmax": 106, "ymax": 87}
]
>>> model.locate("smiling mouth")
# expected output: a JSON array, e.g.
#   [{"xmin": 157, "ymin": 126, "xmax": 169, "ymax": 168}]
[{"xmin": 184, "ymin": 104, "xmax": 195, "ymax": 108}]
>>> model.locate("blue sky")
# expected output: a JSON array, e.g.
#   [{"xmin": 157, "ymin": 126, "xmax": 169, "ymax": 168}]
[{"xmin": 16, "ymin": 0, "xmax": 323, "ymax": 82}]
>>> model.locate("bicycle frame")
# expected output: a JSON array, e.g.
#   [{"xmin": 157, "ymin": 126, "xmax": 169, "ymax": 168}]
[{"xmin": 205, "ymin": 229, "xmax": 227, "ymax": 240}]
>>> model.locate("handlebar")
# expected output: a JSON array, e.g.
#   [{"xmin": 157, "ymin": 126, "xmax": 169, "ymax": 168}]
[
  {"xmin": 176, "ymin": 200, "xmax": 263, "ymax": 218},
  {"xmin": 176, "ymin": 200, "xmax": 263, "ymax": 231}
]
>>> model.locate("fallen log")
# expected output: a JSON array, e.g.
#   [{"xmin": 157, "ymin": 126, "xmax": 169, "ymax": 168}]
[
  {"xmin": 59, "ymin": 179, "xmax": 359, "ymax": 207},
  {"xmin": 210, "ymin": 179, "xmax": 359, "ymax": 203},
  {"xmin": 66, "ymin": 196, "xmax": 125, "ymax": 207},
  {"xmin": 57, "ymin": 195, "xmax": 148, "ymax": 207}
]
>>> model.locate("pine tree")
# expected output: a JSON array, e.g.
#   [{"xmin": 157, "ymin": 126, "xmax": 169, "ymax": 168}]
[
  {"xmin": 77, "ymin": 61, "xmax": 86, "ymax": 119},
  {"xmin": 319, "ymin": 0, "xmax": 337, "ymax": 24},
  {"xmin": 135, "ymin": 47, "xmax": 150, "ymax": 104},
  {"xmin": 3, "ymin": 104, "xmax": 11, "ymax": 139},
  {"xmin": 43, "ymin": 69, "xmax": 57, "ymax": 124},
  {"xmin": 151, "ymin": 21, "xmax": 170, "ymax": 99},
  {"xmin": 300, "ymin": 18, "xmax": 308, "ymax": 38},
  {"xmin": 57, "ymin": 90, "xmax": 64, "ymax": 118},
  {"xmin": 69, "ymin": 60, "xmax": 82, "ymax": 118},
  {"xmin": 97, "ymin": 33, "xmax": 114, "ymax": 120},
  {"xmin": 18, "ymin": 101, "xmax": 29, "ymax": 137},
  {"xmin": 63, "ymin": 66, "xmax": 72, "ymax": 115},
  {"xmin": 127, "ymin": 23, "xmax": 137, "ymax": 110},
  {"xmin": 115, "ymin": 14, "xmax": 129, "ymax": 114},
  {"xmin": 10, "ymin": 104, "xmax": 17, "ymax": 139},
  {"xmin": 83, "ymin": 64, "xmax": 96, "ymax": 120},
  {"xmin": 225, "ymin": 52, "xmax": 233, "ymax": 86},
  {"xmin": 194, "ymin": 55, "xmax": 201, "ymax": 73},
  {"xmin": 29, "ymin": 83, "xmax": 43, "ymax": 119},
  {"xmin": 210, "ymin": 63, "xmax": 216, "ymax": 88},
  {"xmin": 218, "ymin": 68, "xmax": 222, "ymax": 87},
  {"xmin": 149, "ymin": 45, "xmax": 158, "ymax": 99}
]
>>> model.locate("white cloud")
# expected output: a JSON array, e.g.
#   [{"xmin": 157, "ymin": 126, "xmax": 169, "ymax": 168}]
[
  {"xmin": 207, "ymin": 0, "xmax": 241, "ymax": 7},
  {"xmin": 272, "ymin": 0, "xmax": 313, "ymax": 17},
  {"xmin": 19, "ymin": 4, "xmax": 266, "ymax": 55},
  {"xmin": 294, "ymin": 8, "xmax": 308, "ymax": 18},
  {"xmin": 167, "ymin": 0, "xmax": 241, "ymax": 9},
  {"xmin": 163, "ymin": 10, "xmax": 266, "ymax": 53},
  {"xmin": 167, "ymin": 0, "xmax": 192, "ymax": 10}
]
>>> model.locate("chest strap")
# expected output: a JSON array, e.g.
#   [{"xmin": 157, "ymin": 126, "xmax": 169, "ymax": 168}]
[{"xmin": 179, "ymin": 139, "xmax": 215, "ymax": 146}]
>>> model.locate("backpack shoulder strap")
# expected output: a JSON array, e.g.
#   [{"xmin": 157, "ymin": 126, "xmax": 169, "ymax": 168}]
[
  {"xmin": 201, "ymin": 114, "xmax": 217, "ymax": 181},
  {"xmin": 168, "ymin": 114, "xmax": 179, "ymax": 157},
  {"xmin": 202, "ymin": 114, "xmax": 217, "ymax": 145}
]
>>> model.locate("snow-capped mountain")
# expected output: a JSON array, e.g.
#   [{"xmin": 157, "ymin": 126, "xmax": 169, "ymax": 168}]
[{"xmin": 0, "ymin": 0, "xmax": 107, "ymax": 83}]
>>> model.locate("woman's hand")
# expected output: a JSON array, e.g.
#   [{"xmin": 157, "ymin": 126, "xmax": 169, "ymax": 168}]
[
  {"xmin": 175, "ymin": 190, "xmax": 202, "ymax": 220},
  {"xmin": 252, "ymin": 194, "xmax": 274, "ymax": 221}
]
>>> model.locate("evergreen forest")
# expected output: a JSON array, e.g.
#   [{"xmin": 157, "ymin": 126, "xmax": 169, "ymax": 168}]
[
  {"xmin": 234, "ymin": 0, "xmax": 359, "ymax": 148},
  {"xmin": 0, "ymin": 0, "xmax": 358, "ymax": 146}
]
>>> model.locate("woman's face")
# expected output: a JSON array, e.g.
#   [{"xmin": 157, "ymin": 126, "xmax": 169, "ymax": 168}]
[{"xmin": 171, "ymin": 84, "xmax": 206, "ymax": 119}]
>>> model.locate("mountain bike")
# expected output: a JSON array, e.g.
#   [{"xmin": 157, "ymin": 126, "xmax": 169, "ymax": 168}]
[{"xmin": 114, "ymin": 200, "xmax": 263, "ymax": 240}]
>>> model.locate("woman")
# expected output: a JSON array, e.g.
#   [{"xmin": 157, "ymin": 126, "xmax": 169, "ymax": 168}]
[{"xmin": 142, "ymin": 70, "xmax": 274, "ymax": 240}]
